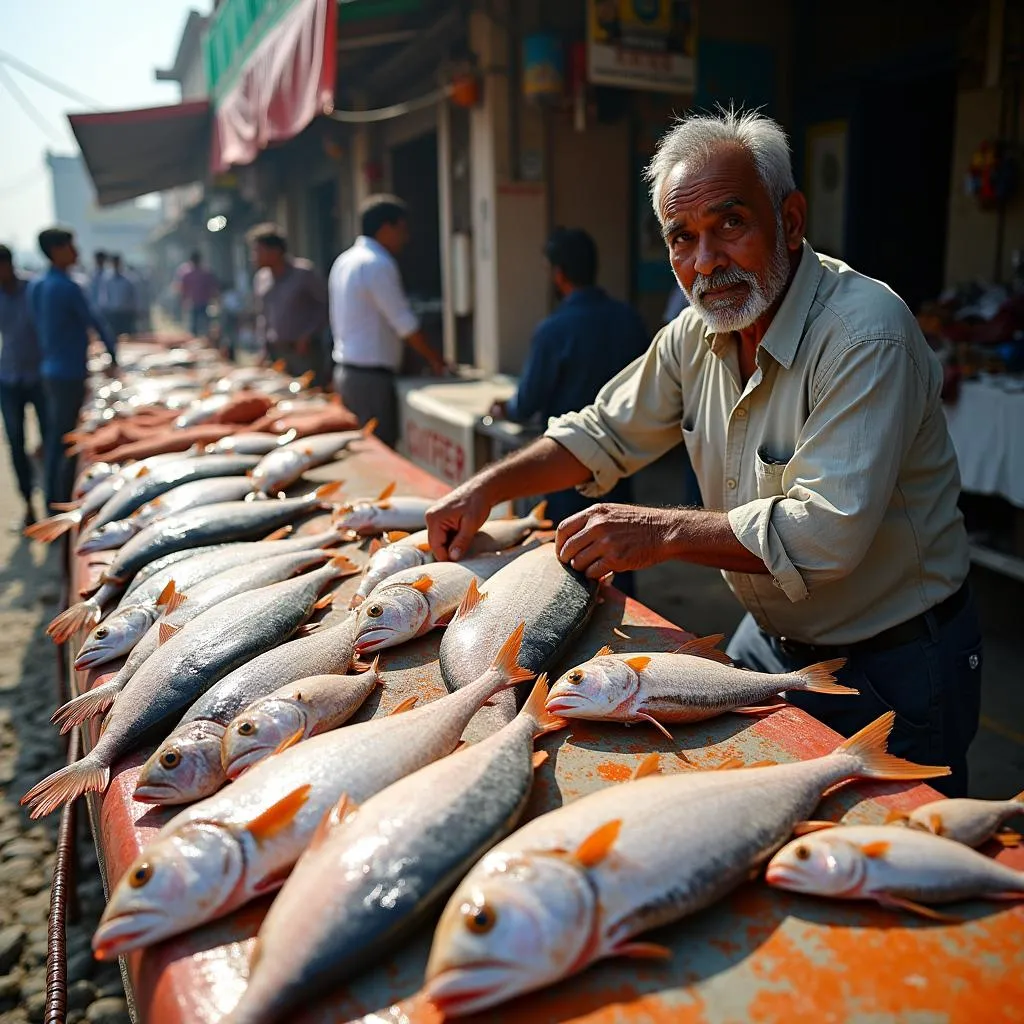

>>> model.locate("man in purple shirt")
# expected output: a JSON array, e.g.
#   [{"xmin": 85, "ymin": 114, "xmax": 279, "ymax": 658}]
[
  {"xmin": 0, "ymin": 245, "xmax": 45, "ymax": 527},
  {"xmin": 176, "ymin": 251, "xmax": 219, "ymax": 338}
]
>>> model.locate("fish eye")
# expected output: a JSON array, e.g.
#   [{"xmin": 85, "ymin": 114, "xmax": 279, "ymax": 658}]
[
  {"xmin": 128, "ymin": 862, "xmax": 154, "ymax": 888},
  {"xmin": 794, "ymin": 844, "xmax": 810, "ymax": 861},
  {"xmin": 237, "ymin": 721, "xmax": 256, "ymax": 736},
  {"xmin": 366, "ymin": 605, "xmax": 384, "ymax": 619},
  {"xmin": 461, "ymin": 901, "xmax": 497, "ymax": 935},
  {"xmin": 95, "ymin": 627, "xmax": 109, "ymax": 639},
  {"xmin": 567, "ymin": 669, "xmax": 584, "ymax": 683},
  {"xmin": 160, "ymin": 750, "xmax": 180, "ymax": 769}
]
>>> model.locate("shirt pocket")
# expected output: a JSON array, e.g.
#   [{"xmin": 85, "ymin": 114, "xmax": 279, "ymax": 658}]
[
  {"xmin": 681, "ymin": 421, "xmax": 705, "ymax": 485},
  {"xmin": 754, "ymin": 446, "xmax": 790, "ymax": 500}
]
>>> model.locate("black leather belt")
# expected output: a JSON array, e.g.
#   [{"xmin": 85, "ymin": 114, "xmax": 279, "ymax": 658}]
[
  {"xmin": 338, "ymin": 363, "xmax": 394, "ymax": 375},
  {"xmin": 776, "ymin": 583, "xmax": 970, "ymax": 661}
]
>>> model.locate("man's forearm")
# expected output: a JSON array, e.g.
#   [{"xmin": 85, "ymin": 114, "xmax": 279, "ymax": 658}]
[
  {"xmin": 666, "ymin": 509, "xmax": 770, "ymax": 574},
  {"xmin": 478, "ymin": 437, "xmax": 592, "ymax": 505},
  {"xmin": 404, "ymin": 330, "xmax": 443, "ymax": 369}
]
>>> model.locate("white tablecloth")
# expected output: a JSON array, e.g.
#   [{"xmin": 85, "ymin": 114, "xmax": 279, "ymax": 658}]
[{"xmin": 943, "ymin": 376, "xmax": 1024, "ymax": 508}]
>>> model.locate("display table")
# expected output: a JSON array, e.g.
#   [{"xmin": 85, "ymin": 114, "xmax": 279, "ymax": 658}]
[{"xmin": 66, "ymin": 439, "xmax": 1023, "ymax": 1024}]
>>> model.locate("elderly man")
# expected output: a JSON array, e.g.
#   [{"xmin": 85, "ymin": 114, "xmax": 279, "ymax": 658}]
[{"xmin": 425, "ymin": 109, "xmax": 978, "ymax": 794}]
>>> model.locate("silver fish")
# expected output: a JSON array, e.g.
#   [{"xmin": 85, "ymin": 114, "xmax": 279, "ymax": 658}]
[
  {"xmin": 334, "ymin": 487, "xmax": 436, "ymax": 536},
  {"xmin": 251, "ymin": 422, "xmax": 376, "ymax": 494},
  {"xmin": 206, "ymin": 431, "xmax": 297, "ymax": 456},
  {"xmin": 889, "ymin": 792, "xmax": 1024, "ymax": 848}
]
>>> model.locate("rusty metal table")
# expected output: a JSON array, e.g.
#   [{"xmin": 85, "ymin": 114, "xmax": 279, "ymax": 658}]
[{"xmin": 64, "ymin": 438, "xmax": 1024, "ymax": 1024}]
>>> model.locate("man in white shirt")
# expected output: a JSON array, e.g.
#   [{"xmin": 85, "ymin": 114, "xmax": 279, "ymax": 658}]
[{"xmin": 329, "ymin": 194, "xmax": 445, "ymax": 446}]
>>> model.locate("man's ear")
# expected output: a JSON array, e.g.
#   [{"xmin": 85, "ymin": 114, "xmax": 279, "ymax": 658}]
[{"xmin": 781, "ymin": 190, "xmax": 808, "ymax": 251}]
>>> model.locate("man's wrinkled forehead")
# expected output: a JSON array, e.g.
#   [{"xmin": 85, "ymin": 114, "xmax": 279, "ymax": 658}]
[{"xmin": 657, "ymin": 145, "xmax": 766, "ymax": 226}]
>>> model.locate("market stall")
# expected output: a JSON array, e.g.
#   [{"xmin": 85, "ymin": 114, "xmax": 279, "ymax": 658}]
[{"xmin": 47, "ymin": 345, "xmax": 1024, "ymax": 1024}]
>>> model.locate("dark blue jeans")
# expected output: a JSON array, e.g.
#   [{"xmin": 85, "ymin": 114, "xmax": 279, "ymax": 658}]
[
  {"xmin": 726, "ymin": 593, "xmax": 983, "ymax": 796},
  {"xmin": 0, "ymin": 380, "xmax": 46, "ymax": 504},
  {"xmin": 41, "ymin": 377, "xmax": 86, "ymax": 509}
]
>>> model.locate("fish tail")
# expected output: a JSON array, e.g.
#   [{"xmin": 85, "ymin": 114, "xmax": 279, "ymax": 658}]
[
  {"xmin": 316, "ymin": 480, "xmax": 345, "ymax": 503},
  {"xmin": 839, "ymin": 712, "xmax": 951, "ymax": 780},
  {"xmin": 796, "ymin": 658, "xmax": 858, "ymax": 695},
  {"xmin": 491, "ymin": 623, "xmax": 535, "ymax": 688},
  {"xmin": 20, "ymin": 757, "xmax": 110, "ymax": 819},
  {"xmin": 25, "ymin": 511, "xmax": 81, "ymax": 543},
  {"xmin": 519, "ymin": 673, "xmax": 568, "ymax": 736},
  {"xmin": 361, "ymin": 417, "xmax": 379, "ymax": 438},
  {"xmin": 1013, "ymin": 790, "xmax": 1024, "ymax": 804},
  {"xmin": 47, "ymin": 600, "xmax": 101, "ymax": 644},
  {"xmin": 51, "ymin": 682, "xmax": 119, "ymax": 734},
  {"xmin": 329, "ymin": 553, "xmax": 360, "ymax": 576},
  {"xmin": 528, "ymin": 500, "xmax": 553, "ymax": 530}
]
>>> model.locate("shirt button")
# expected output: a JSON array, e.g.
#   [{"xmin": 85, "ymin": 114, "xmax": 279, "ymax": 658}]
[
  {"xmin": 726, "ymin": 478, "xmax": 737, "ymax": 490},
  {"xmin": 734, "ymin": 407, "xmax": 748, "ymax": 419}
]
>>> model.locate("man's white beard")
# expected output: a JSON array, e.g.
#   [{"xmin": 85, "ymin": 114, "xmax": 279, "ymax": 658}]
[{"xmin": 682, "ymin": 219, "xmax": 792, "ymax": 333}]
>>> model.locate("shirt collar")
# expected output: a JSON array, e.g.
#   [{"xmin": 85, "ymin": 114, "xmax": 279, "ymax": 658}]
[
  {"xmin": 358, "ymin": 235, "xmax": 397, "ymax": 264},
  {"xmin": 703, "ymin": 240, "xmax": 824, "ymax": 368}
]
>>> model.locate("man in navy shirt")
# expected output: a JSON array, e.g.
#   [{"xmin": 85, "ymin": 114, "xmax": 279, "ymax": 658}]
[
  {"xmin": 28, "ymin": 227, "xmax": 117, "ymax": 510},
  {"xmin": 489, "ymin": 228, "xmax": 649, "ymax": 592},
  {"xmin": 0, "ymin": 245, "xmax": 45, "ymax": 528}
]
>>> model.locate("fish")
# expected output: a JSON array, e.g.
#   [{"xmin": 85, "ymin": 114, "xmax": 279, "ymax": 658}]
[
  {"xmin": 73, "ymin": 461, "xmax": 119, "ymax": 499},
  {"xmin": 352, "ymin": 550, "xmax": 528, "ymax": 655},
  {"xmin": 219, "ymin": 666, "xmax": 381, "ymax": 781},
  {"xmin": 887, "ymin": 792, "xmax": 1024, "ymax": 848},
  {"xmin": 766, "ymin": 824, "xmax": 1024, "ymax": 917},
  {"xmin": 546, "ymin": 643, "xmax": 854, "ymax": 739},
  {"xmin": 250, "ymin": 421, "xmax": 377, "ymax": 494},
  {"xmin": 91, "ymin": 626, "xmax": 534, "ymax": 957},
  {"xmin": 23, "ymin": 557, "xmax": 357, "ymax": 819},
  {"xmin": 174, "ymin": 392, "xmax": 234, "ymax": 428},
  {"xmin": 350, "ymin": 502, "xmax": 552, "ymax": 608},
  {"xmin": 134, "ymin": 615, "xmax": 362, "ymax": 805},
  {"xmin": 229, "ymin": 675, "xmax": 565, "ymax": 1024},
  {"xmin": 334, "ymin": 486, "xmax": 436, "ymax": 535},
  {"xmin": 439, "ymin": 543, "xmax": 599, "ymax": 730},
  {"xmin": 205, "ymin": 431, "xmax": 297, "ymax": 456},
  {"xmin": 76, "ymin": 476, "xmax": 259, "ymax": 554},
  {"xmin": 419, "ymin": 712, "xmax": 949, "ymax": 1016}
]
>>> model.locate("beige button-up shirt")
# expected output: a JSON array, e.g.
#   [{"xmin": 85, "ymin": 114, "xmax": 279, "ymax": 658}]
[{"xmin": 546, "ymin": 242, "xmax": 969, "ymax": 645}]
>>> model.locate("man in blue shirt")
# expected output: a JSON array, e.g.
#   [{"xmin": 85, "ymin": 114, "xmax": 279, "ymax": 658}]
[
  {"xmin": 489, "ymin": 228, "xmax": 649, "ymax": 593},
  {"xmin": 28, "ymin": 227, "xmax": 118, "ymax": 510},
  {"xmin": 0, "ymin": 245, "xmax": 45, "ymax": 527}
]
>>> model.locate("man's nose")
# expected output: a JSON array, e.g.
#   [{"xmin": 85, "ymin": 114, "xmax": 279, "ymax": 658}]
[{"xmin": 692, "ymin": 234, "xmax": 728, "ymax": 278}]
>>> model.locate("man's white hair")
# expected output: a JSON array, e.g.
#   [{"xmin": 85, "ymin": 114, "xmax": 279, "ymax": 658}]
[{"xmin": 646, "ymin": 106, "xmax": 796, "ymax": 224}]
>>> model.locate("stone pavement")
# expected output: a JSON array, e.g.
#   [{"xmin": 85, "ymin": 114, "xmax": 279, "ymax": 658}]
[{"xmin": 0, "ymin": 447, "xmax": 129, "ymax": 1023}]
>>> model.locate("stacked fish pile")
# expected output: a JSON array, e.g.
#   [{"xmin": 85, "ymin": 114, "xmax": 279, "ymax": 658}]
[{"xmin": 25, "ymin": 343, "xmax": 1024, "ymax": 1022}]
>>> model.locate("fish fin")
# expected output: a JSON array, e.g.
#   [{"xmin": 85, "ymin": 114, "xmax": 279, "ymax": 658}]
[
  {"xmin": 272, "ymin": 727, "xmax": 306, "ymax": 756},
  {"xmin": 714, "ymin": 757, "xmax": 745, "ymax": 771},
  {"xmin": 1013, "ymin": 790, "xmax": 1024, "ymax": 804},
  {"xmin": 492, "ymin": 622, "xmax": 535, "ymax": 685},
  {"xmin": 625, "ymin": 656, "xmax": 651, "ymax": 673},
  {"xmin": 368, "ymin": 538, "xmax": 383, "ymax": 556},
  {"xmin": 636, "ymin": 711, "xmax": 674, "ymax": 742},
  {"xmin": 135, "ymin": 466, "xmax": 150, "ymax": 479},
  {"xmin": 995, "ymin": 830, "xmax": 1022, "ymax": 848},
  {"xmin": 361, "ymin": 417, "xmax": 379, "ymax": 438},
  {"xmin": 330, "ymin": 554, "xmax": 359, "ymax": 576},
  {"xmin": 928, "ymin": 814, "xmax": 945, "ymax": 836},
  {"xmin": 573, "ymin": 820, "xmax": 622, "ymax": 869},
  {"xmin": 532, "ymin": 750, "xmax": 549, "ymax": 769},
  {"xmin": 521, "ymin": 674, "xmax": 567, "ymax": 736},
  {"xmin": 294, "ymin": 622, "xmax": 320, "ymax": 638},
  {"xmin": 49, "ymin": 501, "xmax": 81, "ymax": 512},
  {"xmin": 612, "ymin": 627, "xmax": 631, "ymax": 640},
  {"xmin": 528, "ymin": 499, "xmax": 552, "ymax": 529},
  {"xmin": 162, "ymin": 588, "xmax": 187, "ymax": 617},
  {"xmin": 884, "ymin": 809, "xmax": 910, "ymax": 825},
  {"xmin": 793, "ymin": 820, "xmax": 839, "ymax": 836},
  {"xmin": 155, "ymin": 580, "xmax": 177, "ymax": 607},
  {"xmin": 271, "ymin": 359, "xmax": 286, "ymax": 373},
  {"xmin": 839, "ymin": 712, "xmax": 951, "ymax": 781},
  {"xmin": 875, "ymin": 894, "xmax": 959, "ymax": 922},
  {"xmin": 453, "ymin": 578, "xmax": 486, "ymax": 620},
  {"xmin": 747, "ymin": 760, "xmax": 778, "ymax": 769},
  {"xmin": 674, "ymin": 633, "xmax": 731, "ymax": 664},
  {"xmin": 51, "ymin": 682, "xmax": 119, "ymax": 735},
  {"xmin": 247, "ymin": 784, "xmax": 312, "ymax": 844},
  {"xmin": 20, "ymin": 757, "xmax": 110, "ymax": 819},
  {"xmin": 313, "ymin": 593, "xmax": 335, "ymax": 611},
  {"xmin": 797, "ymin": 658, "xmax": 857, "ymax": 695},
  {"xmin": 297, "ymin": 371, "xmax": 316, "ymax": 388},
  {"xmin": 594, "ymin": 644, "xmax": 614, "ymax": 657},
  {"xmin": 417, "ymin": 542, "xmax": 432, "ymax": 553},
  {"xmin": 860, "ymin": 840, "xmax": 891, "ymax": 859},
  {"xmin": 264, "ymin": 526, "xmax": 292, "ymax": 541},
  {"xmin": 613, "ymin": 941, "xmax": 672, "ymax": 961},
  {"xmin": 634, "ymin": 753, "xmax": 661, "ymax": 779},
  {"xmin": 385, "ymin": 531, "xmax": 410, "ymax": 543},
  {"xmin": 376, "ymin": 482, "xmax": 397, "ymax": 502},
  {"xmin": 732, "ymin": 703, "xmax": 786, "ymax": 715},
  {"xmin": 390, "ymin": 696, "xmax": 418, "ymax": 715},
  {"xmin": 47, "ymin": 600, "xmax": 101, "ymax": 644},
  {"xmin": 309, "ymin": 793, "xmax": 359, "ymax": 852},
  {"xmin": 402, "ymin": 575, "xmax": 432, "ymax": 596},
  {"xmin": 316, "ymin": 480, "xmax": 345, "ymax": 502},
  {"xmin": 158, "ymin": 622, "xmax": 181, "ymax": 647},
  {"xmin": 25, "ymin": 512, "xmax": 80, "ymax": 543}
]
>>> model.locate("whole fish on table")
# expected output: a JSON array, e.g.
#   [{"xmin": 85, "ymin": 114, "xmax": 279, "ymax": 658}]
[
  {"xmin": 546, "ymin": 641, "xmax": 853, "ymax": 739},
  {"xmin": 205, "ymin": 431, "xmax": 297, "ymax": 457},
  {"xmin": 419, "ymin": 712, "xmax": 949, "ymax": 1017},
  {"xmin": 48, "ymin": 482, "xmax": 344, "ymax": 643},
  {"xmin": 766, "ymin": 824, "xmax": 1024, "ymax": 916},
  {"xmin": 887, "ymin": 792, "xmax": 1024, "ymax": 848},
  {"xmin": 230, "ymin": 674, "xmax": 565, "ymax": 1024},
  {"xmin": 135, "ymin": 614, "xmax": 363, "ymax": 805},
  {"xmin": 76, "ymin": 476, "xmax": 259, "ymax": 553},
  {"xmin": 99, "ymin": 423, "xmax": 249, "ymax": 465},
  {"xmin": 92, "ymin": 625, "xmax": 534, "ymax": 956},
  {"xmin": 23, "ymin": 556, "xmax": 357, "ymax": 819},
  {"xmin": 334, "ymin": 485, "xmax": 436, "ymax": 536},
  {"xmin": 350, "ymin": 501, "xmax": 552, "ymax": 608},
  {"xmin": 250, "ymin": 420, "xmax": 377, "ymax": 494},
  {"xmin": 73, "ymin": 461, "xmax": 119, "ymax": 500}
]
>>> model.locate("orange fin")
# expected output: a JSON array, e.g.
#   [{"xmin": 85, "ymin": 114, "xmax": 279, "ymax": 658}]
[
  {"xmin": 714, "ymin": 757, "xmax": 745, "ymax": 771},
  {"xmin": 884, "ymin": 809, "xmax": 910, "ymax": 825},
  {"xmin": 368, "ymin": 538, "xmax": 383, "ymax": 556},
  {"xmin": 155, "ymin": 580, "xmax": 177, "ymax": 607},
  {"xmin": 385, "ymin": 531, "xmax": 410, "ymax": 543},
  {"xmin": 309, "ymin": 793, "xmax": 358, "ymax": 851},
  {"xmin": 361, "ymin": 418, "xmax": 379, "ymax": 438},
  {"xmin": 314, "ymin": 593, "xmax": 335, "ymax": 611},
  {"xmin": 532, "ymin": 750, "xmax": 549, "ymax": 769},
  {"xmin": 929, "ymin": 814, "xmax": 945, "ymax": 836},
  {"xmin": 797, "ymin": 658, "xmax": 857, "ymax": 695},
  {"xmin": 860, "ymin": 840, "xmax": 890, "ymax": 859},
  {"xmin": 135, "ymin": 466, "xmax": 150, "ymax": 478},
  {"xmin": 594, "ymin": 644, "xmax": 614, "ymax": 657},
  {"xmin": 573, "ymin": 820, "xmax": 621, "ymax": 869},
  {"xmin": 492, "ymin": 622, "xmax": 535, "ymax": 685},
  {"xmin": 454, "ymin": 578, "xmax": 486, "ymax": 620},
  {"xmin": 733, "ymin": 703, "xmax": 786, "ymax": 715},
  {"xmin": 376, "ymin": 481, "xmax": 397, "ymax": 503},
  {"xmin": 330, "ymin": 553, "xmax": 359, "ymax": 576},
  {"xmin": 297, "ymin": 370, "xmax": 316, "ymax": 388},
  {"xmin": 417, "ymin": 542, "xmax": 432, "ymax": 553},
  {"xmin": 247, "ymin": 784, "xmax": 311, "ymax": 844},
  {"xmin": 271, "ymin": 359, "xmax": 287, "ymax": 373},
  {"xmin": 316, "ymin": 480, "xmax": 345, "ymax": 502},
  {"xmin": 633, "ymin": 753, "xmax": 661, "ymax": 780},
  {"xmin": 272, "ymin": 727, "xmax": 305, "ymax": 756},
  {"xmin": 162, "ymin": 585, "xmax": 187, "ymax": 616},
  {"xmin": 839, "ymin": 712, "xmax": 950, "ymax": 781},
  {"xmin": 410, "ymin": 575, "xmax": 433, "ymax": 594},
  {"xmin": 636, "ymin": 711, "xmax": 673, "ymax": 741},
  {"xmin": 674, "ymin": 633, "xmax": 730, "ymax": 664},
  {"xmin": 625, "ymin": 656, "xmax": 651, "ymax": 673},
  {"xmin": 527, "ymin": 500, "xmax": 552, "ymax": 529},
  {"xmin": 158, "ymin": 622, "xmax": 181, "ymax": 646},
  {"xmin": 876, "ymin": 893, "xmax": 959, "ymax": 922},
  {"xmin": 264, "ymin": 526, "xmax": 293, "ymax": 541},
  {"xmin": 521, "ymin": 673, "xmax": 565, "ymax": 735},
  {"xmin": 613, "ymin": 941, "xmax": 672, "ymax": 961},
  {"xmin": 995, "ymin": 830, "xmax": 1022, "ymax": 848},
  {"xmin": 793, "ymin": 820, "xmax": 839, "ymax": 836},
  {"xmin": 390, "ymin": 695, "xmax": 418, "ymax": 715}
]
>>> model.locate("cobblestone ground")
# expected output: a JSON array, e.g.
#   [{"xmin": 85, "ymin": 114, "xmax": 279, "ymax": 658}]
[{"xmin": 0, "ymin": 446, "xmax": 129, "ymax": 1024}]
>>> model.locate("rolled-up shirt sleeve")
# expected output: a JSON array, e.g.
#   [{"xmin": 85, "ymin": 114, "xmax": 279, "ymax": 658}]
[
  {"xmin": 369, "ymin": 261, "xmax": 420, "ymax": 339},
  {"xmin": 728, "ymin": 338, "xmax": 928, "ymax": 602},
  {"xmin": 545, "ymin": 324, "xmax": 684, "ymax": 496}
]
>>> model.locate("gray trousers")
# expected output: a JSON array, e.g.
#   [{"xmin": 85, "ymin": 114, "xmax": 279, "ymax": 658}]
[{"xmin": 333, "ymin": 364, "xmax": 398, "ymax": 448}]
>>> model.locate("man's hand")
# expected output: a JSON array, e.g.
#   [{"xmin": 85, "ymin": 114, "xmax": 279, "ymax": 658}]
[
  {"xmin": 426, "ymin": 482, "xmax": 495, "ymax": 561},
  {"xmin": 555, "ymin": 504, "xmax": 682, "ymax": 580}
]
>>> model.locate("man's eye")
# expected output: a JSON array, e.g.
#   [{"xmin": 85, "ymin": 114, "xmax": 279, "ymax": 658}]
[{"xmin": 723, "ymin": 216, "xmax": 743, "ymax": 230}]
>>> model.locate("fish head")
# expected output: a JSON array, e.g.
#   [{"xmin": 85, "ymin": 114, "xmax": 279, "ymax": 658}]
[
  {"xmin": 93, "ymin": 822, "xmax": 245, "ymax": 958},
  {"xmin": 76, "ymin": 519, "xmax": 138, "ymax": 554},
  {"xmin": 73, "ymin": 607, "xmax": 152, "ymax": 670},
  {"xmin": 422, "ymin": 851, "xmax": 596, "ymax": 1016},
  {"xmin": 222, "ymin": 700, "xmax": 307, "ymax": 778},
  {"xmin": 765, "ymin": 834, "xmax": 867, "ymax": 897},
  {"xmin": 135, "ymin": 722, "xmax": 227, "ymax": 803},
  {"xmin": 74, "ymin": 462, "xmax": 116, "ymax": 497},
  {"xmin": 335, "ymin": 504, "xmax": 378, "ymax": 533},
  {"xmin": 546, "ymin": 658, "xmax": 638, "ymax": 719},
  {"xmin": 353, "ymin": 586, "xmax": 430, "ymax": 653}
]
